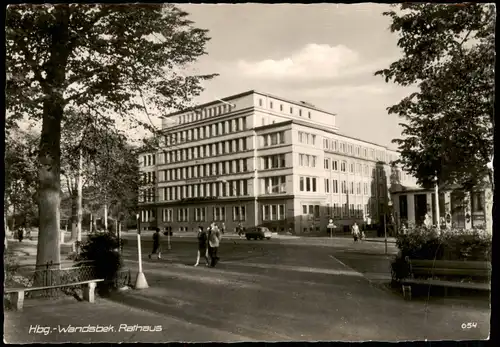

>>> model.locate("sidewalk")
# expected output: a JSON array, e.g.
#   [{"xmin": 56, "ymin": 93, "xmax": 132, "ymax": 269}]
[
  {"xmin": 120, "ymin": 230, "xmax": 300, "ymax": 240},
  {"xmin": 6, "ymin": 239, "xmax": 75, "ymax": 268},
  {"xmin": 4, "ymin": 296, "xmax": 252, "ymax": 343}
]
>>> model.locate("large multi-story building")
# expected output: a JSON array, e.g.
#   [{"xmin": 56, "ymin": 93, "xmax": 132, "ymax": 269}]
[{"xmin": 138, "ymin": 90, "xmax": 418, "ymax": 234}]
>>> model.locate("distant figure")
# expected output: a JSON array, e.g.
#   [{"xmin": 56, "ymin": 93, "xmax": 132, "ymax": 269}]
[
  {"xmin": 351, "ymin": 222, "xmax": 360, "ymax": 242},
  {"xmin": 25, "ymin": 227, "xmax": 32, "ymax": 240},
  {"xmin": 194, "ymin": 226, "xmax": 209, "ymax": 267},
  {"xmin": 221, "ymin": 222, "xmax": 226, "ymax": 235},
  {"xmin": 208, "ymin": 223, "xmax": 222, "ymax": 267},
  {"xmin": 401, "ymin": 223, "xmax": 407, "ymax": 234},
  {"xmin": 148, "ymin": 228, "xmax": 161, "ymax": 260},
  {"xmin": 424, "ymin": 212, "xmax": 433, "ymax": 228},
  {"xmin": 237, "ymin": 223, "xmax": 243, "ymax": 238},
  {"xmin": 17, "ymin": 226, "xmax": 24, "ymax": 242}
]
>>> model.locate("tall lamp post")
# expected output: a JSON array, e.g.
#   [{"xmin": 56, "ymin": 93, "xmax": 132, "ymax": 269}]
[
  {"xmin": 135, "ymin": 213, "xmax": 148, "ymax": 289},
  {"xmin": 384, "ymin": 200, "xmax": 393, "ymax": 255}
]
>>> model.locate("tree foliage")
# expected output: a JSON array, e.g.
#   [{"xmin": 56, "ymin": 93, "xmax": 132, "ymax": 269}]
[
  {"xmin": 5, "ymin": 4, "xmax": 217, "ymax": 267},
  {"xmin": 375, "ymin": 3, "xmax": 495, "ymax": 189},
  {"xmin": 82, "ymin": 128, "xmax": 140, "ymax": 223},
  {"xmin": 4, "ymin": 129, "xmax": 39, "ymax": 227}
]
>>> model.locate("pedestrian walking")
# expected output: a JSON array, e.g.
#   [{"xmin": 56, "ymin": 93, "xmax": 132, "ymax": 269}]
[
  {"xmin": 17, "ymin": 225, "xmax": 25, "ymax": 242},
  {"xmin": 221, "ymin": 222, "xmax": 226, "ymax": 235},
  {"xmin": 194, "ymin": 226, "xmax": 209, "ymax": 267},
  {"xmin": 148, "ymin": 228, "xmax": 162, "ymax": 259},
  {"xmin": 237, "ymin": 222, "xmax": 243, "ymax": 238},
  {"xmin": 351, "ymin": 222, "xmax": 360, "ymax": 242},
  {"xmin": 208, "ymin": 223, "xmax": 222, "ymax": 267}
]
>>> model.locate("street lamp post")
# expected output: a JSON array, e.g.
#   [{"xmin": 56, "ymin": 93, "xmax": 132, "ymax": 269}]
[
  {"xmin": 384, "ymin": 201, "xmax": 393, "ymax": 255},
  {"xmin": 135, "ymin": 213, "xmax": 148, "ymax": 289}
]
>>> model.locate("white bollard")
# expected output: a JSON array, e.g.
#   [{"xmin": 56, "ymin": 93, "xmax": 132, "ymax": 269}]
[{"xmin": 135, "ymin": 231, "xmax": 148, "ymax": 289}]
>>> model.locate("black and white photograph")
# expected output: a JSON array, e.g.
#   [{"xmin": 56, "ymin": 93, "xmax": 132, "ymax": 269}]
[{"xmin": 4, "ymin": 3, "xmax": 494, "ymax": 343}]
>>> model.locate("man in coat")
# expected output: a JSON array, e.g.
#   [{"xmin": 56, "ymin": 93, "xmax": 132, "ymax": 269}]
[{"xmin": 208, "ymin": 223, "xmax": 222, "ymax": 267}]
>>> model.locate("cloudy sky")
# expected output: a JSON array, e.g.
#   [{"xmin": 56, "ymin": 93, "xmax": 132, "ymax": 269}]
[{"xmin": 172, "ymin": 3, "xmax": 416, "ymax": 149}]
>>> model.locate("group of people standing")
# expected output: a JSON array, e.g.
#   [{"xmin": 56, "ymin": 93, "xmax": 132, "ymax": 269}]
[
  {"xmin": 148, "ymin": 222, "xmax": 224, "ymax": 268},
  {"xmin": 195, "ymin": 222, "xmax": 223, "ymax": 267}
]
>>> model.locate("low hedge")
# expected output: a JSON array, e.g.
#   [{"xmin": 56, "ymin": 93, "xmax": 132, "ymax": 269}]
[{"xmin": 391, "ymin": 226, "xmax": 491, "ymax": 281}]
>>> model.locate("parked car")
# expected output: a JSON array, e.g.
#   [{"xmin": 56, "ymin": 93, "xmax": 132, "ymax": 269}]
[{"xmin": 245, "ymin": 226, "xmax": 272, "ymax": 240}]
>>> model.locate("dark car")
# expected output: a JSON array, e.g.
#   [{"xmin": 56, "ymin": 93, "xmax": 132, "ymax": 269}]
[{"xmin": 245, "ymin": 226, "xmax": 272, "ymax": 240}]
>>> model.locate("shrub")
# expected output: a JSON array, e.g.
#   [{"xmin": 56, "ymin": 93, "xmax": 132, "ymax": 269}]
[
  {"xmin": 4, "ymin": 252, "xmax": 20, "ymax": 287},
  {"xmin": 77, "ymin": 232, "xmax": 123, "ymax": 296},
  {"xmin": 391, "ymin": 226, "xmax": 492, "ymax": 280}
]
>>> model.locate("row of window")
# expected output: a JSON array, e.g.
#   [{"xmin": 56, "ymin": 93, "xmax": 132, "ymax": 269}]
[
  {"xmin": 299, "ymin": 154, "xmax": 317, "ymax": 168},
  {"xmin": 171, "ymin": 116, "xmax": 247, "ymax": 144},
  {"xmin": 263, "ymin": 176, "xmax": 287, "ymax": 194},
  {"xmin": 302, "ymin": 203, "xmax": 371, "ymax": 219},
  {"xmin": 299, "ymin": 176, "xmax": 318, "ymax": 192},
  {"xmin": 263, "ymin": 154, "xmax": 287, "ymax": 170},
  {"xmin": 258, "ymin": 99, "xmax": 312, "ymax": 119},
  {"xmin": 162, "ymin": 137, "xmax": 248, "ymax": 164},
  {"xmin": 329, "ymin": 203, "xmax": 368, "ymax": 218},
  {"xmin": 324, "ymin": 159, "xmax": 391, "ymax": 179},
  {"xmin": 262, "ymin": 131, "xmax": 285, "ymax": 147},
  {"xmin": 158, "ymin": 159, "xmax": 248, "ymax": 182},
  {"xmin": 142, "ymin": 188, "xmax": 155, "ymax": 203},
  {"xmin": 142, "ymin": 203, "xmax": 372, "ymax": 223},
  {"xmin": 324, "ymin": 159, "xmax": 368, "ymax": 175},
  {"xmin": 262, "ymin": 204, "xmax": 286, "ymax": 221},
  {"xmin": 142, "ymin": 154, "xmax": 156, "ymax": 167},
  {"xmin": 302, "ymin": 204, "xmax": 320, "ymax": 218},
  {"xmin": 141, "ymin": 177, "xmax": 383, "ymax": 201},
  {"xmin": 161, "ymin": 206, "xmax": 247, "ymax": 222},
  {"xmin": 323, "ymin": 138, "xmax": 389, "ymax": 163},
  {"xmin": 158, "ymin": 180, "xmax": 250, "ymax": 201},
  {"xmin": 177, "ymin": 103, "xmax": 236, "ymax": 125},
  {"xmin": 325, "ymin": 179, "xmax": 372, "ymax": 196},
  {"xmin": 298, "ymin": 131, "xmax": 316, "ymax": 146},
  {"xmin": 142, "ymin": 171, "xmax": 157, "ymax": 185},
  {"xmin": 141, "ymin": 209, "xmax": 155, "ymax": 222}
]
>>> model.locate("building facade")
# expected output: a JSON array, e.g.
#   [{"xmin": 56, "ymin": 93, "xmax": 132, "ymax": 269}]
[
  {"xmin": 138, "ymin": 90, "xmax": 418, "ymax": 234},
  {"xmin": 391, "ymin": 184, "xmax": 493, "ymax": 232}
]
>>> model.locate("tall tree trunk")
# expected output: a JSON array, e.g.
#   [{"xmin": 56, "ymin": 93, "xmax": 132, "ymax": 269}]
[
  {"xmin": 4, "ymin": 213, "xmax": 8, "ymax": 251},
  {"xmin": 70, "ymin": 148, "xmax": 84, "ymax": 242},
  {"xmin": 76, "ymin": 155, "xmax": 83, "ymax": 242},
  {"xmin": 70, "ymin": 188, "xmax": 78, "ymax": 241},
  {"xmin": 485, "ymin": 172, "xmax": 493, "ymax": 234},
  {"xmin": 36, "ymin": 101, "xmax": 63, "ymax": 269},
  {"xmin": 35, "ymin": 5, "xmax": 71, "ymax": 271},
  {"xmin": 12, "ymin": 202, "xmax": 16, "ymax": 235}
]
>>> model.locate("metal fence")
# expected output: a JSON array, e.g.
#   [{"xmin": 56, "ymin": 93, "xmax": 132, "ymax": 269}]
[{"xmin": 6, "ymin": 261, "xmax": 132, "ymax": 298}]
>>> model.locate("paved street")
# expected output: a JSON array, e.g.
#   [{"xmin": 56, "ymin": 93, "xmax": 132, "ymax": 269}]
[{"xmin": 4, "ymin": 235, "xmax": 490, "ymax": 342}]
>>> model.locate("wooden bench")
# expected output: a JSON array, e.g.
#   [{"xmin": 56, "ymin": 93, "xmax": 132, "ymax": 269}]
[
  {"xmin": 4, "ymin": 279, "xmax": 104, "ymax": 311},
  {"xmin": 401, "ymin": 257, "xmax": 491, "ymax": 300}
]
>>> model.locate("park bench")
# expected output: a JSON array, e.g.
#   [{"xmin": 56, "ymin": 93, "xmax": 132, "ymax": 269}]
[
  {"xmin": 4, "ymin": 279, "xmax": 104, "ymax": 311},
  {"xmin": 401, "ymin": 257, "xmax": 491, "ymax": 300}
]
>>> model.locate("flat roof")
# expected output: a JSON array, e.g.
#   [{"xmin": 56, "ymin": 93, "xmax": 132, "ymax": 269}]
[
  {"xmin": 253, "ymin": 91, "xmax": 337, "ymax": 117},
  {"xmin": 162, "ymin": 90, "xmax": 338, "ymax": 118}
]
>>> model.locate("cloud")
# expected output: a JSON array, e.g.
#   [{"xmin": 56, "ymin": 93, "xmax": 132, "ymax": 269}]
[{"xmin": 236, "ymin": 44, "xmax": 361, "ymax": 81}]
